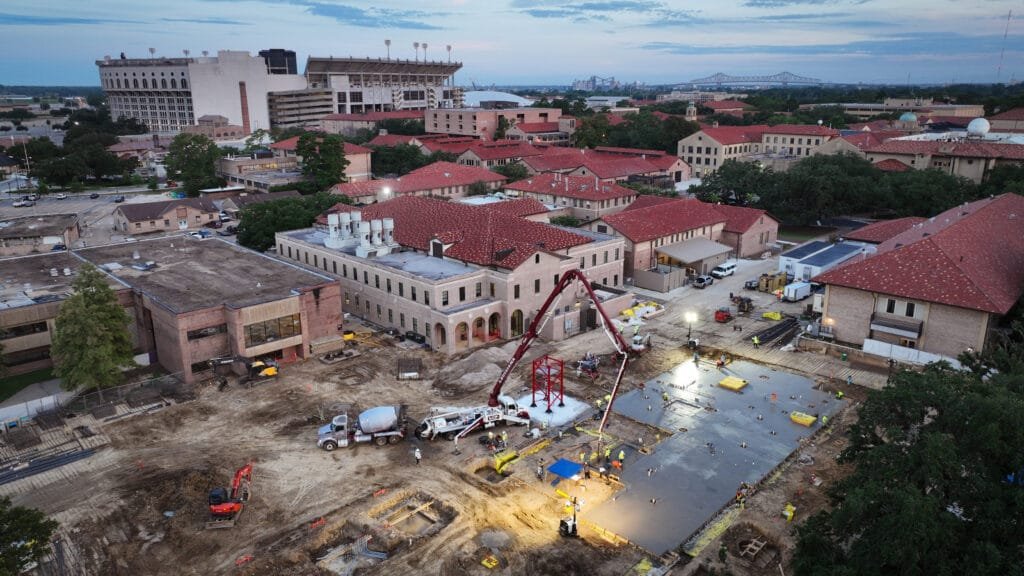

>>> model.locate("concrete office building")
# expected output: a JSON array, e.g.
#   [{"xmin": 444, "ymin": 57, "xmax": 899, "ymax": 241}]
[
  {"xmin": 267, "ymin": 88, "xmax": 335, "ymax": 130},
  {"xmin": 259, "ymin": 49, "xmax": 298, "ymax": 75},
  {"xmin": 275, "ymin": 196, "xmax": 629, "ymax": 354},
  {"xmin": 97, "ymin": 50, "xmax": 306, "ymax": 133},
  {"xmin": 305, "ymin": 57, "xmax": 463, "ymax": 114},
  {"xmin": 425, "ymin": 107, "xmax": 562, "ymax": 140}
]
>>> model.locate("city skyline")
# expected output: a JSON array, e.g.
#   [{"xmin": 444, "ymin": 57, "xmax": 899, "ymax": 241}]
[{"xmin": 0, "ymin": 0, "xmax": 1021, "ymax": 87}]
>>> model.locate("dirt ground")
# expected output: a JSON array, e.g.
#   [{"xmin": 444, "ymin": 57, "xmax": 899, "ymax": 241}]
[{"xmin": 4, "ymin": 277, "xmax": 878, "ymax": 576}]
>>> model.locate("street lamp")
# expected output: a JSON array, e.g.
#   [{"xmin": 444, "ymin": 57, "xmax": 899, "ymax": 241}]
[{"xmin": 685, "ymin": 311, "xmax": 697, "ymax": 339}]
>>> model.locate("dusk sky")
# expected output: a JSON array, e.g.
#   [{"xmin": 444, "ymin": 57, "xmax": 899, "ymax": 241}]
[{"xmin": 1, "ymin": 0, "xmax": 1021, "ymax": 87}]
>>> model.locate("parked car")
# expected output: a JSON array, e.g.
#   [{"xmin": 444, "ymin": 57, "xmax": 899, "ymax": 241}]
[
  {"xmin": 51, "ymin": 244, "xmax": 66, "ymax": 252},
  {"xmin": 188, "ymin": 230, "xmax": 212, "ymax": 239},
  {"xmin": 89, "ymin": 193, "xmax": 100, "ymax": 199},
  {"xmin": 692, "ymin": 275, "xmax": 715, "ymax": 289},
  {"xmin": 23, "ymin": 194, "xmax": 39, "ymax": 201},
  {"xmin": 12, "ymin": 200, "xmax": 27, "ymax": 207},
  {"xmin": 405, "ymin": 331, "xmax": 426, "ymax": 344},
  {"xmin": 55, "ymin": 193, "xmax": 68, "ymax": 200},
  {"xmin": 710, "ymin": 262, "xmax": 736, "ymax": 278},
  {"xmin": 205, "ymin": 220, "xmax": 223, "ymax": 229},
  {"xmin": 225, "ymin": 225, "xmax": 238, "ymax": 234},
  {"xmin": 113, "ymin": 195, "xmax": 126, "ymax": 203},
  {"xmin": 216, "ymin": 229, "xmax": 234, "ymax": 237},
  {"xmin": 219, "ymin": 210, "xmax": 231, "ymax": 222}
]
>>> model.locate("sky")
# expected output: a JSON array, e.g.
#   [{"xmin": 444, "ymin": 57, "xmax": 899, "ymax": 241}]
[{"xmin": 0, "ymin": 0, "xmax": 1021, "ymax": 87}]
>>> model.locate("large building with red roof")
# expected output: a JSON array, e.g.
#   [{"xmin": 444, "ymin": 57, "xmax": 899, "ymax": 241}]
[
  {"xmin": 274, "ymin": 196, "xmax": 628, "ymax": 354},
  {"xmin": 863, "ymin": 139, "xmax": 1024, "ymax": 183},
  {"xmin": 331, "ymin": 161, "xmax": 505, "ymax": 203},
  {"xmin": 425, "ymin": 107, "xmax": 563, "ymax": 141},
  {"xmin": 456, "ymin": 140, "xmax": 545, "ymax": 169},
  {"xmin": 505, "ymin": 117, "xmax": 577, "ymax": 146},
  {"xmin": 678, "ymin": 124, "xmax": 839, "ymax": 177},
  {"xmin": 522, "ymin": 146, "xmax": 690, "ymax": 186},
  {"xmin": 269, "ymin": 134, "xmax": 373, "ymax": 182},
  {"xmin": 502, "ymin": 173, "xmax": 638, "ymax": 222},
  {"xmin": 319, "ymin": 110, "xmax": 424, "ymax": 137},
  {"xmin": 815, "ymin": 194, "xmax": 1024, "ymax": 361},
  {"xmin": 989, "ymin": 107, "xmax": 1024, "ymax": 132}
]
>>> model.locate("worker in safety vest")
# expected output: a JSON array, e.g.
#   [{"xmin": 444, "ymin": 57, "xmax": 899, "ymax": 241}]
[
  {"xmin": 580, "ymin": 451, "xmax": 586, "ymax": 463},
  {"xmin": 618, "ymin": 449, "xmax": 626, "ymax": 465},
  {"xmin": 604, "ymin": 447, "xmax": 611, "ymax": 462},
  {"xmin": 752, "ymin": 336, "xmax": 760, "ymax": 349}
]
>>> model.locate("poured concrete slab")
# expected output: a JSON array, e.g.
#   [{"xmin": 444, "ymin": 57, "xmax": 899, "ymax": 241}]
[
  {"xmin": 585, "ymin": 360, "xmax": 840, "ymax": 556},
  {"xmin": 517, "ymin": 393, "xmax": 589, "ymax": 428}
]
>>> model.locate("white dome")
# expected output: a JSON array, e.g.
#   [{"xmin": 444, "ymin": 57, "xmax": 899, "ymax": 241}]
[
  {"xmin": 966, "ymin": 117, "xmax": 990, "ymax": 136},
  {"xmin": 462, "ymin": 91, "xmax": 533, "ymax": 107}
]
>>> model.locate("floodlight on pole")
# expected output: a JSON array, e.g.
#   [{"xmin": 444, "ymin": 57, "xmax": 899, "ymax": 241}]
[
  {"xmin": 384, "ymin": 39, "xmax": 391, "ymax": 60},
  {"xmin": 685, "ymin": 311, "xmax": 697, "ymax": 339}
]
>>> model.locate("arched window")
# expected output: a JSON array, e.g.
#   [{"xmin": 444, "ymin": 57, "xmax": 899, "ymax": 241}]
[
  {"xmin": 133, "ymin": 79, "xmax": 139, "ymax": 88},
  {"xmin": 161, "ymin": 79, "xmax": 167, "ymax": 89},
  {"xmin": 170, "ymin": 78, "xmax": 177, "ymax": 89},
  {"xmin": 181, "ymin": 79, "xmax": 188, "ymax": 89},
  {"xmin": 116, "ymin": 78, "xmax": 122, "ymax": 89},
  {"xmin": 142, "ymin": 79, "xmax": 148, "ymax": 89}
]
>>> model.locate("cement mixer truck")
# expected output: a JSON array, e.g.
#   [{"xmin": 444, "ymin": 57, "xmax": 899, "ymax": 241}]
[{"xmin": 317, "ymin": 405, "xmax": 408, "ymax": 451}]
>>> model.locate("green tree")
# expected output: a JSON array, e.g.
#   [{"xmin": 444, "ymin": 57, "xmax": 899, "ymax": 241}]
[
  {"xmin": 466, "ymin": 180, "xmax": 491, "ymax": 196},
  {"xmin": 492, "ymin": 162, "xmax": 529, "ymax": 182},
  {"xmin": 147, "ymin": 176, "xmax": 159, "ymax": 191},
  {"xmin": 370, "ymin": 143, "xmax": 428, "ymax": 176},
  {"xmin": 164, "ymin": 133, "xmax": 223, "ymax": 197},
  {"xmin": 979, "ymin": 164, "xmax": 1024, "ymax": 196},
  {"xmin": 793, "ymin": 365, "xmax": 1024, "ymax": 576},
  {"xmin": 691, "ymin": 160, "xmax": 775, "ymax": 206},
  {"xmin": 50, "ymin": 264, "xmax": 135, "ymax": 397},
  {"xmin": 571, "ymin": 114, "xmax": 611, "ymax": 148},
  {"xmin": 885, "ymin": 169, "xmax": 977, "ymax": 217},
  {"xmin": 296, "ymin": 132, "xmax": 349, "ymax": 192},
  {"xmin": 236, "ymin": 192, "xmax": 350, "ymax": 252},
  {"xmin": 378, "ymin": 118, "xmax": 425, "ymax": 135},
  {"xmin": 495, "ymin": 116, "xmax": 510, "ymax": 140},
  {"xmin": 242, "ymin": 128, "xmax": 270, "ymax": 154},
  {"xmin": 33, "ymin": 156, "xmax": 88, "ymax": 188},
  {"xmin": 550, "ymin": 215, "xmax": 581, "ymax": 227},
  {"xmin": 0, "ymin": 496, "xmax": 59, "ymax": 574}
]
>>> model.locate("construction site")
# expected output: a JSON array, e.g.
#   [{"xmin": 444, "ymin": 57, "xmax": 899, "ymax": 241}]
[{"xmin": 0, "ymin": 265, "xmax": 887, "ymax": 576}]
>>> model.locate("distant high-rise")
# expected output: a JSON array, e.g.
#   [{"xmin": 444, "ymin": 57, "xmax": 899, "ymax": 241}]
[{"xmin": 259, "ymin": 49, "xmax": 298, "ymax": 75}]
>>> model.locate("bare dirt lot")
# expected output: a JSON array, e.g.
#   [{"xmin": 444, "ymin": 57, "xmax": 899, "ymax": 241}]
[{"xmin": 3, "ymin": 274, "xmax": 882, "ymax": 576}]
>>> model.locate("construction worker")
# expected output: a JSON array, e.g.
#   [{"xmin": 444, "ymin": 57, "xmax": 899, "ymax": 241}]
[
  {"xmin": 846, "ymin": 374, "xmax": 853, "ymax": 386},
  {"xmin": 501, "ymin": 430, "xmax": 508, "ymax": 444},
  {"xmin": 752, "ymin": 335, "xmax": 760, "ymax": 349},
  {"xmin": 604, "ymin": 394, "xmax": 612, "ymax": 405},
  {"xmin": 414, "ymin": 448, "xmax": 422, "ymax": 465},
  {"xmin": 604, "ymin": 447, "xmax": 611, "ymax": 463},
  {"xmin": 662, "ymin": 391, "xmax": 670, "ymax": 403},
  {"xmin": 595, "ymin": 397, "xmax": 604, "ymax": 410},
  {"xmin": 633, "ymin": 324, "xmax": 640, "ymax": 336},
  {"xmin": 821, "ymin": 415, "xmax": 829, "ymax": 427},
  {"xmin": 836, "ymin": 390, "xmax": 845, "ymax": 400},
  {"xmin": 618, "ymin": 449, "xmax": 626, "ymax": 466},
  {"xmin": 580, "ymin": 451, "xmax": 587, "ymax": 463}
]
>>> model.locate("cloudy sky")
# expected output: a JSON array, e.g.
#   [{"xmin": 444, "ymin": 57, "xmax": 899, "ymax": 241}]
[{"xmin": 1, "ymin": 0, "xmax": 1021, "ymax": 87}]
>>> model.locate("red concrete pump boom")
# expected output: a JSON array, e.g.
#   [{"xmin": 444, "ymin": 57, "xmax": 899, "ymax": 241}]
[{"xmin": 487, "ymin": 269, "xmax": 633, "ymax": 434}]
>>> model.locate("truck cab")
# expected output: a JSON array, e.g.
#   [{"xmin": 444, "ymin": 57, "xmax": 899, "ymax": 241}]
[{"xmin": 317, "ymin": 414, "xmax": 350, "ymax": 451}]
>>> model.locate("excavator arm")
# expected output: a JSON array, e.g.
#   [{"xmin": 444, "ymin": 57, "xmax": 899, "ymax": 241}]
[{"xmin": 487, "ymin": 269, "xmax": 633, "ymax": 438}]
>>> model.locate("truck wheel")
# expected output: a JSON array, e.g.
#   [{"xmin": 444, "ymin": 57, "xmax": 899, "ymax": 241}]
[
  {"xmin": 388, "ymin": 435, "xmax": 400, "ymax": 444},
  {"xmin": 443, "ymin": 432, "xmax": 456, "ymax": 441},
  {"xmin": 321, "ymin": 441, "xmax": 337, "ymax": 452},
  {"xmin": 375, "ymin": 436, "xmax": 388, "ymax": 446}
]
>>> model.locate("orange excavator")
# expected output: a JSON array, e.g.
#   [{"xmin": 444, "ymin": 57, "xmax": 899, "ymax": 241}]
[{"xmin": 206, "ymin": 463, "xmax": 253, "ymax": 529}]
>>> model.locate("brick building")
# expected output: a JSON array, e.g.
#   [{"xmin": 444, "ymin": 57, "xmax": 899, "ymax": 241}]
[
  {"xmin": 502, "ymin": 173, "xmax": 637, "ymax": 223},
  {"xmin": 114, "ymin": 198, "xmax": 220, "ymax": 234},
  {"xmin": 269, "ymin": 136, "xmax": 373, "ymax": 182},
  {"xmin": 331, "ymin": 161, "xmax": 505, "ymax": 203},
  {"xmin": 275, "ymin": 196, "xmax": 629, "ymax": 354},
  {"xmin": 425, "ymin": 107, "xmax": 562, "ymax": 140},
  {"xmin": 0, "ymin": 214, "xmax": 80, "ymax": 256}
]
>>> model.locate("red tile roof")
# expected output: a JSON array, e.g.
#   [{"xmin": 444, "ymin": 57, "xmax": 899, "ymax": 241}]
[
  {"xmin": 699, "ymin": 125, "xmax": 768, "ymax": 146},
  {"xmin": 600, "ymin": 199, "xmax": 727, "ymax": 243},
  {"xmin": 594, "ymin": 146, "xmax": 666, "ymax": 157},
  {"xmin": 840, "ymin": 131, "xmax": 904, "ymax": 150},
  {"xmin": 713, "ymin": 204, "xmax": 775, "ymax": 234},
  {"xmin": 577, "ymin": 156, "xmax": 661, "ymax": 179},
  {"xmin": 322, "ymin": 196, "xmax": 591, "ymax": 269},
  {"xmin": 704, "ymin": 100, "xmax": 751, "ymax": 111},
  {"xmin": 270, "ymin": 135, "xmax": 371, "ymax": 155},
  {"xmin": 762, "ymin": 125, "xmax": 839, "ymax": 137},
  {"xmin": 620, "ymin": 195, "xmax": 678, "ymax": 213},
  {"xmin": 419, "ymin": 137, "xmax": 480, "ymax": 155},
  {"xmin": 462, "ymin": 140, "xmax": 544, "ymax": 161},
  {"xmin": 873, "ymin": 158, "xmax": 911, "ymax": 172},
  {"xmin": 332, "ymin": 161, "xmax": 504, "ymax": 199},
  {"xmin": 844, "ymin": 216, "xmax": 926, "ymax": 243},
  {"xmin": 366, "ymin": 134, "xmax": 421, "ymax": 147},
  {"xmin": 990, "ymin": 107, "xmax": 1024, "ymax": 121},
  {"xmin": 864, "ymin": 140, "xmax": 1024, "ymax": 160},
  {"xmin": 483, "ymin": 198, "xmax": 549, "ymax": 217},
  {"xmin": 321, "ymin": 110, "xmax": 424, "ymax": 122},
  {"xmin": 921, "ymin": 115, "xmax": 972, "ymax": 127},
  {"xmin": 511, "ymin": 122, "xmax": 562, "ymax": 134},
  {"xmin": 815, "ymin": 194, "xmax": 1024, "ymax": 314},
  {"xmin": 504, "ymin": 173, "xmax": 637, "ymax": 201}
]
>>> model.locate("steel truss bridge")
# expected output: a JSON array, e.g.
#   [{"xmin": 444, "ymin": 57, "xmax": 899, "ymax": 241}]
[{"xmin": 682, "ymin": 71, "xmax": 825, "ymax": 86}]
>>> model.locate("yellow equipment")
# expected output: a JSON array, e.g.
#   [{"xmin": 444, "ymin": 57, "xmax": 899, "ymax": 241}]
[
  {"xmin": 762, "ymin": 311, "xmax": 783, "ymax": 321},
  {"xmin": 789, "ymin": 411, "xmax": 817, "ymax": 427},
  {"xmin": 718, "ymin": 376, "xmax": 749, "ymax": 392},
  {"xmin": 758, "ymin": 271, "xmax": 788, "ymax": 293},
  {"xmin": 494, "ymin": 450, "xmax": 519, "ymax": 475},
  {"xmin": 783, "ymin": 502, "xmax": 796, "ymax": 522}
]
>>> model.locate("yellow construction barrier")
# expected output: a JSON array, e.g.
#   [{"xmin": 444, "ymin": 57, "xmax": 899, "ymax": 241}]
[
  {"xmin": 762, "ymin": 311, "xmax": 782, "ymax": 321},
  {"xmin": 789, "ymin": 411, "xmax": 817, "ymax": 427},
  {"xmin": 783, "ymin": 502, "xmax": 796, "ymax": 522},
  {"xmin": 718, "ymin": 376, "xmax": 749, "ymax": 392}
]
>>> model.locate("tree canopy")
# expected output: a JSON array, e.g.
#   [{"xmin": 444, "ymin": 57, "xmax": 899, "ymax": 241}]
[
  {"xmin": 236, "ymin": 192, "xmax": 350, "ymax": 252},
  {"xmin": 50, "ymin": 264, "xmax": 135, "ymax": 394},
  {"xmin": 0, "ymin": 496, "xmax": 59, "ymax": 574},
  {"xmin": 491, "ymin": 162, "xmax": 529, "ymax": 182},
  {"xmin": 296, "ymin": 132, "xmax": 349, "ymax": 193},
  {"xmin": 570, "ymin": 112, "xmax": 698, "ymax": 153},
  {"xmin": 793, "ymin": 363, "xmax": 1024, "ymax": 576},
  {"xmin": 369, "ymin": 144, "xmax": 457, "ymax": 177},
  {"xmin": 163, "ymin": 133, "xmax": 224, "ymax": 197}
]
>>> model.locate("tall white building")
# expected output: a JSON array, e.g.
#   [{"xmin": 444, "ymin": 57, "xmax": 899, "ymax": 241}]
[
  {"xmin": 304, "ymin": 57, "xmax": 463, "ymax": 114},
  {"xmin": 97, "ymin": 50, "xmax": 306, "ymax": 134}
]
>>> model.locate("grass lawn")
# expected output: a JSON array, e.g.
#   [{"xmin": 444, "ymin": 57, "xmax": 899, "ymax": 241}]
[
  {"xmin": 778, "ymin": 225, "xmax": 836, "ymax": 243},
  {"xmin": 0, "ymin": 368, "xmax": 56, "ymax": 404}
]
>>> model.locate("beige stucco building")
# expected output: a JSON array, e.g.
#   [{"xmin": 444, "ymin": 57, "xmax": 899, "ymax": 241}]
[
  {"xmin": 425, "ymin": 107, "xmax": 562, "ymax": 140},
  {"xmin": 269, "ymin": 136, "xmax": 373, "ymax": 182},
  {"xmin": 502, "ymin": 173, "xmax": 637, "ymax": 223},
  {"xmin": 114, "ymin": 198, "xmax": 220, "ymax": 234},
  {"xmin": 863, "ymin": 139, "xmax": 1024, "ymax": 184},
  {"xmin": 0, "ymin": 214, "xmax": 80, "ymax": 256},
  {"xmin": 275, "ymin": 196, "xmax": 629, "ymax": 354}
]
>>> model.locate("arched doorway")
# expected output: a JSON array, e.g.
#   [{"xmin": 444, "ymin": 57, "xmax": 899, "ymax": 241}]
[
  {"xmin": 488, "ymin": 313, "xmax": 501, "ymax": 341},
  {"xmin": 511, "ymin": 310, "xmax": 524, "ymax": 337},
  {"xmin": 434, "ymin": 323, "xmax": 447, "ymax": 349},
  {"xmin": 455, "ymin": 322, "xmax": 469, "ymax": 351},
  {"xmin": 472, "ymin": 317, "xmax": 486, "ymax": 343}
]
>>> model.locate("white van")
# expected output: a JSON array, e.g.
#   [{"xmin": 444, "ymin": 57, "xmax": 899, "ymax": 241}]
[{"xmin": 710, "ymin": 262, "xmax": 736, "ymax": 278}]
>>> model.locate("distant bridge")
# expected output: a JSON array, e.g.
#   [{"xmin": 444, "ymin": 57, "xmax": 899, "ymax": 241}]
[{"xmin": 682, "ymin": 71, "xmax": 825, "ymax": 86}]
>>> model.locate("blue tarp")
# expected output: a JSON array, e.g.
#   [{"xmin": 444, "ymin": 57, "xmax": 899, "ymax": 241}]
[{"xmin": 548, "ymin": 458, "xmax": 583, "ymax": 479}]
